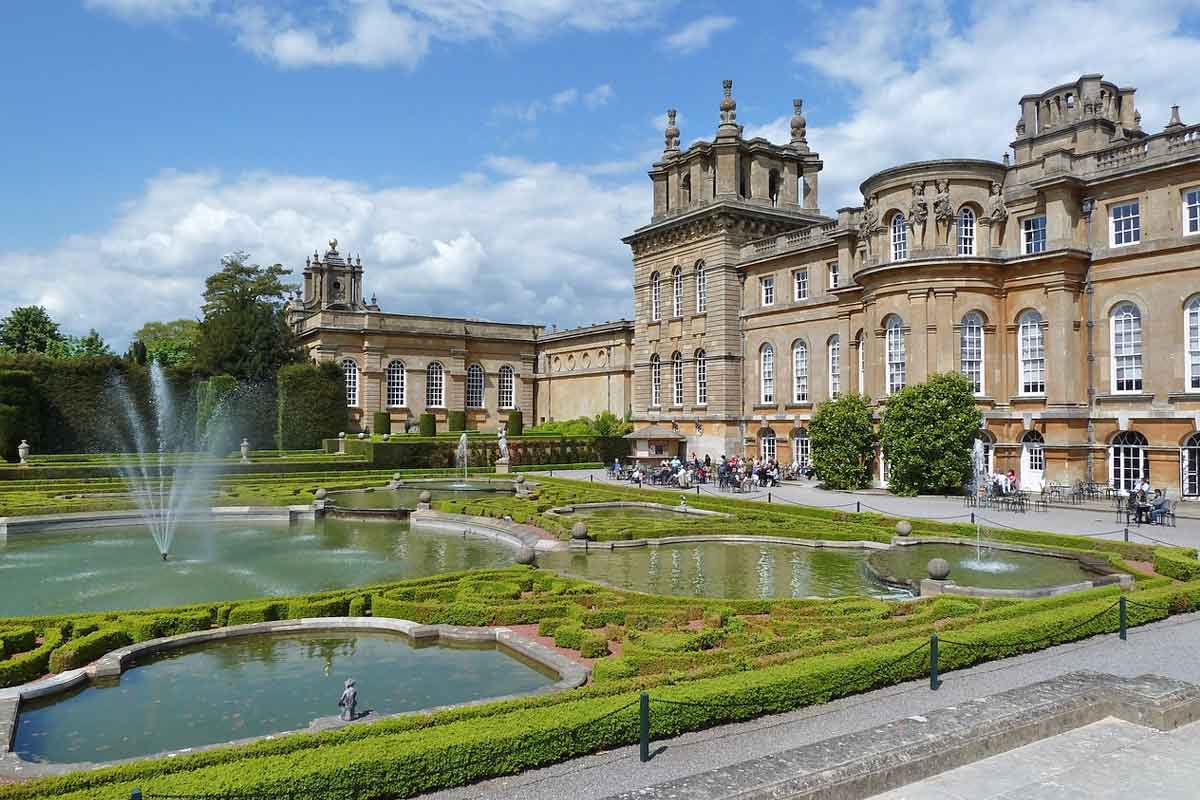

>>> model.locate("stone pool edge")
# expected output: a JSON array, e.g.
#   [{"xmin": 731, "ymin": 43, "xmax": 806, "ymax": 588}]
[
  {"xmin": 0, "ymin": 617, "xmax": 588, "ymax": 778},
  {"xmin": 0, "ymin": 505, "xmax": 314, "ymax": 536}
]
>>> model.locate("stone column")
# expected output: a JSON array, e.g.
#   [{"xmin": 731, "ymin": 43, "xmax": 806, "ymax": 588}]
[{"xmin": 802, "ymin": 171, "xmax": 819, "ymax": 210}]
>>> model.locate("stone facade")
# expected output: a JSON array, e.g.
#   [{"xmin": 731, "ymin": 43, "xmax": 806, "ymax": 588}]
[
  {"xmin": 286, "ymin": 242, "xmax": 633, "ymax": 432},
  {"xmin": 626, "ymin": 76, "xmax": 1200, "ymax": 497}
]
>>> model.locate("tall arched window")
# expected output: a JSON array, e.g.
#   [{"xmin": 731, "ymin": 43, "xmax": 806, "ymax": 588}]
[
  {"xmin": 828, "ymin": 335, "xmax": 841, "ymax": 399},
  {"xmin": 681, "ymin": 173, "xmax": 691, "ymax": 205},
  {"xmin": 342, "ymin": 358, "xmax": 359, "ymax": 407},
  {"xmin": 856, "ymin": 331, "xmax": 865, "ymax": 394},
  {"xmin": 1110, "ymin": 431, "xmax": 1148, "ymax": 494},
  {"xmin": 1111, "ymin": 302, "xmax": 1143, "ymax": 393},
  {"xmin": 650, "ymin": 271, "xmax": 661, "ymax": 321},
  {"xmin": 426, "ymin": 362, "xmax": 445, "ymax": 407},
  {"xmin": 957, "ymin": 207, "xmax": 976, "ymax": 256},
  {"xmin": 1018, "ymin": 311, "xmax": 1045, "ymax": 395},
  {"xmin": 760, "ymin": 343, "xmax": 775, "ymax": 404},
  {"xmin": 671, "ymin": 266, "xmax": 683, "ymax": 317},
  {"xmin": 768, "ymin": 170, "xmax": 781, "ymax": 207},
  {"xmin": 885, "ymin": 317, "xmax": 905, "ymax": 395},
  {"xmin": 649, "ymin": 354, "xmax": 661, "ymax": 406},
  {"xmin": 694, "ymin": 261, "xmax": 707, "ymax": 313},
  {"xmin": 792, "ymin": 428, "xmax": 810, "ymax": 466},
  {"xmin": 1183, "ymin": 431, "xmax": 1200, "ymax": 498},
  {"xmin": 792, "ymin": 340, "xmax": 809, "ymax": 403},
  {"xmin": 1188, "ymin": 297, "xmax": 1200, "ymax": 390},
  {"xmin": 671, "ymin": 351, "xmax": 684, "ymax": 406},
  {"xmin": 759, "ymin": 428, "xmax": 777, "ymax": 461},
  {"xmin": 695, "ymin": 349, "xmax": 707, "ymax": 405},
  {"xmin": 960, "ymin": 312, "xmax": 984, "ymax": 394},
  {"xmin": 890, "ymin": 213, "xmax": 908, "ymax": 261},
  {"xmin": 498, "ymin": 365, "xmax": 515, "ymax": 409},
  {"xmin": 465, "ymin": 364, "xmax": 485, "ymax": 408},
  {"xmin": 386, "ymin": 360, "xmax": 406, "ymax": 407}
]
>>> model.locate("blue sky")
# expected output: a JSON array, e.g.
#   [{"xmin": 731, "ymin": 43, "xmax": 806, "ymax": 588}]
[{"xmin": 3, "ymin": 1, "xmax": 1200, "ymax": 346}]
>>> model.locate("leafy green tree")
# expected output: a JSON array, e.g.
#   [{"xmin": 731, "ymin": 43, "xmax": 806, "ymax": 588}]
[
  {"xmin": 45, "ymin": 329, "xmax": 114, "ymax": 359},
  {"xmin": 194, "ymin": 253, "xmax": 303, "ymax": 381},
  {"xmin": 0, "ymin": 306, "xmax": 64, "ymax": 354},
  {"xmin": 132, "ymin": 319, "xmax": 201, "ymax": 366},
  {"xmin": 808, "ymin": 393, "xmax": 876, "ymax": 490},
  {"xmin": 878, "ymin": 372, "xmax": 982, "ymax": 496}
]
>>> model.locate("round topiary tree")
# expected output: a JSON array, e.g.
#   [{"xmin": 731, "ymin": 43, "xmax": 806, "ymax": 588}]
[
  {"xmin": 808, "ymin": 394, "xmax": 875, "ymax": 490},
  {"xmin": 878, "ymin": 372, "xmax": 981, "ymax": 496}
]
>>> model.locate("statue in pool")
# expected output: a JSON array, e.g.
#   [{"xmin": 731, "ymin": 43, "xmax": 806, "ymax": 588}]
[{"xmin": 338, "ymin": 678, "xmax": 357, "ymax": 721}]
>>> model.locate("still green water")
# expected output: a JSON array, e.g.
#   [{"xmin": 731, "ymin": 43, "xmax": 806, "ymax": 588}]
[
  {"xmin": 13, "ymin": 632, "xmax": 556, "ymax": 763},
  {"xmin": 867, "ymin": 543, "xmax": 1099, "ymax": 590},
  {"xmin": 0, "ymin": 518, "xmax": 514, "ymax": 617},
  {"xmin": 538, "ymin": 541, "xmax": 908, "ymax": 599},
  {"xmin": 330, "ymin": 483, "xmax": 512, "ymax": 509}
]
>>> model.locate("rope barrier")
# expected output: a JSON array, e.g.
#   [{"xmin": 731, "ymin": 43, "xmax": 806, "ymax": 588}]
[
  {"xmin": 939, "ymin": 601, "xmax": 1120, "ymax": 651},
  {"xmin": 1124, "ymin": 598, "xmax": 1173, "ymax": 612}
]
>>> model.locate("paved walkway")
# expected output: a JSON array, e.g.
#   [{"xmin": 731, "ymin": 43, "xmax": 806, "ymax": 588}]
[
  {"xmin": 551, "ymin": 469, "xmax": 1200, "ymax": 549},
  {"xmin": 421, "ymin": 611, "xmax": 1200, "ymax": 800},
  {"xmin": 869, "ymin": 716, "xmax": 1200, "ymax": 800}
]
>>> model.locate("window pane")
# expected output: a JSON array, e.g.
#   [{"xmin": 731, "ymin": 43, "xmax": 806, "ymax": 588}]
[
  {"xmin": 793, "ymin": 342, "xmax": 808, "ymax": 403},
  {"xmin": 466, "ymin": 365, "xmax": 484, "ymax": 408},
  {"xmin": 499, "ymin": 366, "xmax": 515, "ymax": 409},
  {"xmin": 794, "ymin": 269, "xmax": 808, "ymax": 300},
  {"xmin": 696, "ymin": 350, "xmax": 707, "ymax": 405},
  {"xmin": 650, "ymin": 355, "xmax": 661, "ymax": 406},
  {"xmin": 1023, "ymin": 216, "xmax": 1046, "ymax": 254},
  {"xmin": 761, "ymin": 346, "xmax": 775, "ymax": 404},
  {"xmin": 387, "ymin": 360, "xmax": 405, "ymax": 406},
  {"xmin": 1111, "ymin": 202, "xmax": 1140, "ymax": 246},
  {"xmin": 886, "ymin": 321, "xmax": 905, "ymax": 394},
  {"xmin": 1020, "ymin": 315, "xmax": 1045, "ymax": 394},
  {"xmin": 960, "ymin": 314, "xmax": 983, "ymax": 393},
  {"xmin": 343, "ymin": 359, "xmax": 358, "ymax": 407},
  {"xmin": 1112, "ymin": 305, "xmax": 1143, "ymax": 392},
  {"xmin": 828, "ymin": 336, "xmax": 840, "ymax": 399}
]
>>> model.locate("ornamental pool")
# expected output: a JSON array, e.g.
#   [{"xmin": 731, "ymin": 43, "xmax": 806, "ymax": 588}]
[{"xmin": 12, "ymin": 631, "xmax": 556, "ymax": 763}]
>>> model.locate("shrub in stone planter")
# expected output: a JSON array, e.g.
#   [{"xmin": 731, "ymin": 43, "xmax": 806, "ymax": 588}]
[
  {"xmin": 507, "ymin": 410, "xmax": 524, "ymax": 436},
  {"xmin": 372, "ymin": 411, "xmax": 391, "ymax": 436},
  {"xmin": 419, "ymin": 413, "xmax": 437, "ymax": 437}
]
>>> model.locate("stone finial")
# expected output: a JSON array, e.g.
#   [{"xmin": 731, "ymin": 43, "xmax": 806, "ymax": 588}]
[
  {"xmin": 1166, "ymin": 104, "xmax": 1184, "ymax": 130},
  {"xmin": 1015, "ymin": 117, "xmax": 1026, "ymax": 137},
  {"xmin": 719, "ymin": 79, "xmax": 737, "ymax": 129},
  {"xmin": 1133, "ymin": 109, "xmax": 1143, "ymax": 132},
  {"xmin": 1003, "ymin": 152, "xmax": 1011, "ymax": 167},
  {"xmin": 790, "ymin": 98, "xmax": 808, "ymax": 150},
  {"xmin": 664, "ymin": 108, "xmax": 681, "ymax": 154},
  {"xmin": 328, "ymin": 238, "xmax": 338, "ymax": 253}
]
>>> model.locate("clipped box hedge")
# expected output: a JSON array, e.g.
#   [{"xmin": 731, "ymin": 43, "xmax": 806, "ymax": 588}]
[
  {"xmin": 287, "ymin": 596, "xmax": 350, "ymax": 619},
  {"xmin": 0, "ymin": 626, "xmax": 64, "ymax": 688},
  {"xmin": 122, "ymin": 611, "xmax": 214, "ymax": 643},
  {"xmin": 226, "ymin": 601, "xmax": 288, "ymax": 626},
  {"xmin": 48, "ymin": 628, "xmax": 131, "ymax": 673},
  {"xmin": 0, "ymin": 626, "xmax": 36, "ymax": 658}
]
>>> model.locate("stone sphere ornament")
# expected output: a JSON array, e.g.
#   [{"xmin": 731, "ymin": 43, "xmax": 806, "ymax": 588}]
[
  {"xmin": 927, "ymin": 558, "xmax": 951, "ymax": 581},
  {"xmin": 896, "ymin": 520, "xmax": 913, "ymax": 536},
  {"xmin": 515, "ymin": 474, "xmax": 526, "ymax": 484},
  {"xmin": 392, "ymin": 473, "xmax": 402, "ymax": 482},
  {"xmin": 515, "ymin": 546, "xmax": 536, "ymax": 565},
  {"xmin": 314, "ymin": 488, "xmax": 327, "ymax": 500},
  {"xmin": 571, "ymin": 521, "xmax": 589, "ymax": 541},
  {"xmin": 418, "ymin": 490, "xmax": 432, "ymax": 505}
]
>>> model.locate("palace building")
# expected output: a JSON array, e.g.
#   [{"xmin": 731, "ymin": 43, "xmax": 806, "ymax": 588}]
[
  {"xmin": 289, "ymin": 72, "xmax": 1200, "ymax": 499},
  {"xmin": 624, "ymin": 75, "xmax": 1200, "ymax": 498}
]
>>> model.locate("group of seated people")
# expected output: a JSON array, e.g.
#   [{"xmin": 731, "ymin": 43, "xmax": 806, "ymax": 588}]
[
  {"xmin": 716, "ymin": 456, "xmax": 782, "ymax": 491},
  {"xmin": 619, "ymin": 454, "xmax": 712, "ymax": 488},
  {"xmin": 1126, "ymin": 480, "xmax": 1169, "ymax": 524},
  {"xmin": 616, "ymin": 454, "xmax": 793, "ymax": 492}
]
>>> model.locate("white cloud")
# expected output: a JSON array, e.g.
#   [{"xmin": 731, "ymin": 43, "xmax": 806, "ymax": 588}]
[
  {"xmin": 552, "ymin": 89, "xmax": 580, "ymax": 111},
  {"xmin": 792, "ymin": 0, "xmax": 1200, "ymax": 210},
  {"xmin": 92, "ymin": 0, "xmax": 672, "ymax": 69},
  {"xmin": 85, "ymin": 0, "xmax": 212, "ymax": 21},
  {"xmin": 493, "ymin": 83, "xmax": 613, "ymax": 123},
  {"xmin": 584, "ymin": 83, "xmax": 614, "ymax": 109},
  {"xmin": 663, "ymin": 14, "xmax": 734, "ymax": 54},
  {"xmin": 0, "ymin": 162, "xmax": 646, "ymax": 346}
]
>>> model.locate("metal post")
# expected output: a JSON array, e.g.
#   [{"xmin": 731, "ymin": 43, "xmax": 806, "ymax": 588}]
[
  {"xmin": 1119, "ymin": 596, "xmax": 1127, "ymax": 640},
  {"xmin": 590, "ymin": 474, "xmax": 593, "ymax": 482},
  {"xmin": 696, "ymin": 485, "xmax": 700, "ymax": 495},
  {"xmin": 639, "ymin": 692, "xmax": 650, "ymax": 762},
  {"xmin": 1124, "ymin": 527, "xmax": 1129, "ymax": 543},
  {"xmin": 929, "ymin": 634, "xmax": 941, "ymax": 690},
  {"xmin": 970, "ymin": 512, "xmax": 975, "ymax": 525},
  {"xmin": 856, "ymin": 501, "xmax": 861, "ymax": 513},
  {"xmin": 768, "ymin": 491, "xmax": 772, "ymax": 503}
]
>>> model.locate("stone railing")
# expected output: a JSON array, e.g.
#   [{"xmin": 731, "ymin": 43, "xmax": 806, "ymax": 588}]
[
  {"xmin": 1166, "ymin": 124, "xmax": 1200, "ymax": 153},
  {"xmin": 1093, "ymin": 140, "xmax": 1150, "ymax": 170},
  {"xmin": 1090, "ymin": 124, "xmax": 1200, "ymax": 174},
  {"xmin": 741, "ymin": 223, "xmax": 837, "ymax": 261}
]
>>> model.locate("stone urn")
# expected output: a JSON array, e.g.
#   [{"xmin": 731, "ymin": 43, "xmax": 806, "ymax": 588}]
[
  {"xmin": 895, "ymin": 520, "xmax": 913, "ymax": 537},
  {"xmin": 240, "ymin": 438, "xmax": 251, "ymax": 464},
  {"xmin": 515, "ymin": 546, "xmax": 536, "ymax": 565},
  {"xmin": 927, "ymin": 558, "xmax": 951, "ymax": 581},
  {"xmin": 570, "ymin": 522, "xmax": 590, "ymax": 541},
  {"xmin": 388, "ymin": 472, "xmax": 402, "ymax": 490},
  {"xmin": 417, "ymin": 490, "xmax": 433, "ymax": 511},
  {"xmin": 358, "ymin": 432, "xmax": 366, "ymax": 440},
  {"xmin": 17, "ymin": 439, "xmax": 30, "ymax": 466}
]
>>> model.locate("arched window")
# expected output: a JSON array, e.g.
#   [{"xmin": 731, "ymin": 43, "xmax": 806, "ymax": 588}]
[
  {"xmin": 885, "ymin": 317, "xmax": 906, "ymax": 395},
  {"xmin": 760, "ymin": 343, "xmax": 775, "ymax": 404},
  {"xmin": 681, "ymin": 173, "xmax": 691, "ymax": 206},
  {"xmin": 856, "ymin": 330, "xmax": 865, "ymax": 394},
  {"xmin": 695, "ymin": 349, "xmax": 707, "ymax": 405},
  {"xmin": 498, "ymin": 365, "xmax": 515, "ymax": 409},
  {"xmin": 1188, "ymin": 297, "xmax": 1200, "ymax": 390},
  {"xmin": 671, "ymin": 266, "xmax": 683, "ymax": 317},
  {"xmin": 792, "ymin": 340, "xmax": 809, "ymax": 403},
  {"xmin": 1111, "ymin": 302, "xmax": 1143, "ymax": 393},
  {"xmin": 386, "ymin": 360, "xmax": 406, "ymax": 407},
  {"xmin": 768, "ymin": 170, "xmax": 781, "ymax": 207},
  {"xmin": 342, "ymin": 358, "xmax": 359, "ymax": 407},
  {"xmin": 957, "ymin": 207, "xmax": 976, "ymax": 256},
  {"xmin": 890, "ymin": 213, "xmax": 908, "ymax": 261},
  {"xmin": 650, "ymin": 271, "xmax": 661, "ymax": 321},
  {"xmin": 792, "ymin": 428, "xmax": 810, "ymax": 466},
  {"xmin": 694, "ymin": 261, "xmax": 707, "ymax": 313},
  {"xmin": 828, "ymin": 335, "xmax": 841, "ymax": 399},
  {"xmin": 465, "ymin": 364, "xmax": 484, "ymax": 408},
  {"xmin": 426, "ymin": 362, "xmax": 445, "ymax": 407},
  {"xmin": 1183, "ymin": 431, "xmax": 1200, "ymax": 498},
  {"xmin": 1018, "ymin": 311, "xmax": 1045, "ymax": 395},
  {"xmin": 759, "ymin": 428, "xmax": 777, "ymax": 461},
  {"xmin": 1109, "ymin": 431, "xmax": 1148, "ymax": 494},
  {"xmin": 978, "ymin": 430, "xmax": 996, "ymax": 476},
  {"xmin": 960, "ymin": 312, "xmax": 984, "ymax": 394},
  {"xmin": 671, "ymin": 351, "xmax": 684, "ymax": 406},
  {"xmin": 649, "ymin": 354, "xmax": 661, "ymax": 406}
]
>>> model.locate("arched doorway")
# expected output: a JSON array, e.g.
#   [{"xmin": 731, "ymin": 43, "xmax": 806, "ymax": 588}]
[
  {"xmin": 791, "ymin": 428, "xmax": 810, "ymax": 468},
  {"xmin": 1182, "ymin": 432, "xmax": 1200, "ymax": 499},
  {"xmin": 759, "ymin": 428, "xmax": 777, "ymax": 462},
  {"xmin": 1109, "ymin": 431, "xmax": 1148, "ymax": 495},
  {"xmin": 1020, "ymin": 430, "xmax": 1045, "ymax": 491}
]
